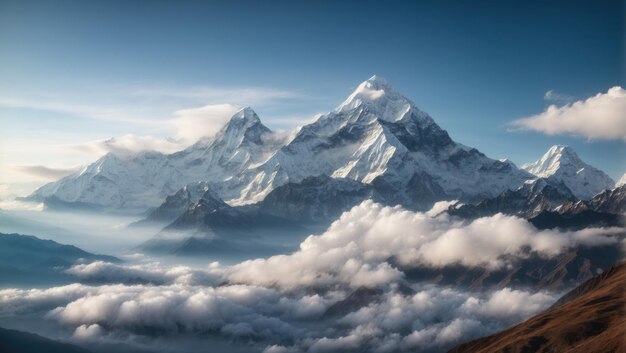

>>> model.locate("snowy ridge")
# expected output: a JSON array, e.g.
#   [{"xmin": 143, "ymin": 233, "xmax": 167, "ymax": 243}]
[
  {"xmin": 31, "ymin": 77, "xmax": 613, "ymax": 213},
  {"xmin": 522, "ymin": 145, "xmax": 615, "ymax": 200},
  {"xmin": 335, "ymin": 75, "xmax": 432, "ymax": 124}
]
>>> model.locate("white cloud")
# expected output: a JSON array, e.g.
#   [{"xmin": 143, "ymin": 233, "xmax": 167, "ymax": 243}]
[
  {"xmin": 169, "ymin": 103, "xmax": 241, "ymax": 143},
  {"xmin": 66, "ymin": 261, "xmax": 223, "ymax": 286},
  {"xmin": 72, "ymin": 134, "xmax": 186, "ymax": 157},
  {"xmin": 0, "ymin": 96, "xmax": 156, "ymax": 125},
  {"xmin": 460, "ymin": 288, "xmax": 555, "ymax": 319},
  {"xmin": 0, "ymin": 283, "xmax": 324, "ymax": 343},
  {"xmin": 13, "ymin": 165, "xmax": 81, "ymax": 180},
  {"xmin": 0, "ymin": 281, "xmax": 557, "ymax": 353},
  {"xmin": 129, "ymin": 85, "xmax": 300, "ymax": 107},
  {"xmin": 511, "ymin": 86, "xmax": 626, "ymax": 141},
  {"xmin": 0, "ymin": 84, "xmax": 299, "ymax": 125},
  {"xmin": 227, "ymin": 201, "xmax": 621, "ymax": 290},
  {"xmin": 0, "ymin": 199, "xmax": 44, "ymax": 211},
  {"xmin": 543, "ymin": 89, "xmax": 574, "ymax": 104},
  {"xmin": 72, "ymin": 324, "xmax": 103, "ymax": 342}
]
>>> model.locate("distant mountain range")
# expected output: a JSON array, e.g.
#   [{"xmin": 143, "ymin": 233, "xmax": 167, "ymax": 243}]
[
  {"xmin": 27, "ymin": 76, "xmax": 537, "ymax": 212},
  {"xmin": 21, "ymin": 76, "xmax": 624, "ymax": 256}
]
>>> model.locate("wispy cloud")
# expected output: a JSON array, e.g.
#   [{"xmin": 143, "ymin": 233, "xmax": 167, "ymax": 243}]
[
  {"xmin": 0, "ymin": 96, "xmax": 157, "ymax": 126},
  {"xmin": 0, "ymin": 83, "xmax": 302, "ymax": 126},
  {"xmin": 543, "ymin": 89, "xmax": 574, "ymax": 104},
  {"xmin": 70, "ymin": 134, "xmax": 187, "ymax": 157},
  {"xmin": 169, "ymin": 103, "xmax": 242, "ymax": 142},
  {"xmin": 510, "ymin": 86, "xmax": 626, "ymax": 141},
  {"xmin": 65, "ymin": 104, "xmax": 251, "ymax": 157},
  {"xmin": 0, "ymin": 199, "xmax": 44, "ymax": 211},
  {"xmin": 128, "ymin": 84, "xmax": 301, "ymax": 107},
  {"xmin": 14, "ymin": 165, "xmax": 82, "ymax": 180}
]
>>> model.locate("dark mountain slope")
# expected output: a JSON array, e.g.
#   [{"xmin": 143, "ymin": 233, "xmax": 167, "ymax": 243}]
[
  {"xmin": 447, "ymin": 262, "xmax": 626, "ymax": 353},
  {"xmin": 0, "ymin": 326, "xmax": 92, "ymax": 353},
  {"xmin": 0, "ymin": 233, "xmax": 120, "ymax": 286}
]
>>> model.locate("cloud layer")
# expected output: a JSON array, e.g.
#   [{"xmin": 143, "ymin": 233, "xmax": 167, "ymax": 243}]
[
  {"xmin": 227, "ymin": 201, "xmax": 620, "ymax": 290},
  {"xmin": 511, "ymin": 86, "xmax": 626, "ymax": 141},
  {"xmin": 0, "ymin": 280, "xmax": 556, "ymax": 353},
  {"xmin": 1, "ymin": 201, "xmax": 623, "ymax": 352}
]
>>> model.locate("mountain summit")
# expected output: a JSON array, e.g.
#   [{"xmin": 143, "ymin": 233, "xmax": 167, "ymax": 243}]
[
  {"xmin": 522, "ymin": 145, "xmax": 614, "ymax": 199},
  {"xmin": 335, "ymin": 75, "xmax": 431, "ymax": 123}
]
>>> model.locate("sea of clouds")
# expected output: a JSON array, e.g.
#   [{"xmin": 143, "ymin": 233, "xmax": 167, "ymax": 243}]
[{"xmin": 0, "ymin": 200, "xmax": 623, "ymax": 353}]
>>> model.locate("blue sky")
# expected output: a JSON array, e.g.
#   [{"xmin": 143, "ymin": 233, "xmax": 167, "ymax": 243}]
[{"xmin": 0, "ymin": 0, "xmax": 624, "ymax": 195}]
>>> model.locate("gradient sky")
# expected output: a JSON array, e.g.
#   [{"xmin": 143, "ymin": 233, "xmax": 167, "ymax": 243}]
[{"xmin": 0, "ymin": 0, "xmax": 624, "ymax": 196}]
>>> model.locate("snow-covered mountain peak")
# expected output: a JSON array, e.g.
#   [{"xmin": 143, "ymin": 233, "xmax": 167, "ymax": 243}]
[
  {"xmin": 195, "ymin": 106, "xmax": 273, "ymax": 150},
  {"xmin": 191, "ymin": 107, "xmax": 263, "ymax": 147},
  {"xmin": 522, "ymin": 145, "xmax": 615, "ymax": 199},
  {"xmin": 221, "ymin": 107, "xmax": 264, "ymax": 133},
  {"xmin": 231, "ymin": 106, "xmax": 260, "ymax": 122},
  {"xmin": 546, "ymin": 145, "xmax": 579, "ymax": 161},
  {"xmin": 547, "ymin": 145, "xmax": 577, "ymax": 158},
  {"xmin": 334, "ymin": 75, "xmax": 426, "ymax": 123},
  {"xmin": 522, "ymin": 145, "xmax": 582, "ymax": 177}
]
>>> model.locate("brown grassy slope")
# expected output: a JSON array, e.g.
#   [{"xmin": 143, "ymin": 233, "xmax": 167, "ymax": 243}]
[{"xmin": 448, "ymin": 262, "xmax": 626, "ymax": 353}]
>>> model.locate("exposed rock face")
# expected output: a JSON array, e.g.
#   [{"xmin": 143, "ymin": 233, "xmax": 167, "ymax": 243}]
[
  {"xmin": 449, "ymin": 178, "xmax": 576, "ymax": 219},
  {"xmin": 142, "ymin": 181, "xmax": 212, "ymax": 224},
  {"xmin": 139, "ymin": 176, "xmax": 379, "ymax": 254},
  {"xmin": 253, "ymin": 175, "xmax": 383, "ymax": 224},
  {"xmin": 557, "ymin": 184, "xmax": 626, "ymax": 215}
]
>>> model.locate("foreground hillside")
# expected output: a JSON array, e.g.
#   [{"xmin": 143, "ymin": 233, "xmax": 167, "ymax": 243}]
[{"xmin": 448, "ymin": 262, "xmax": 626, "ymax": 353}]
